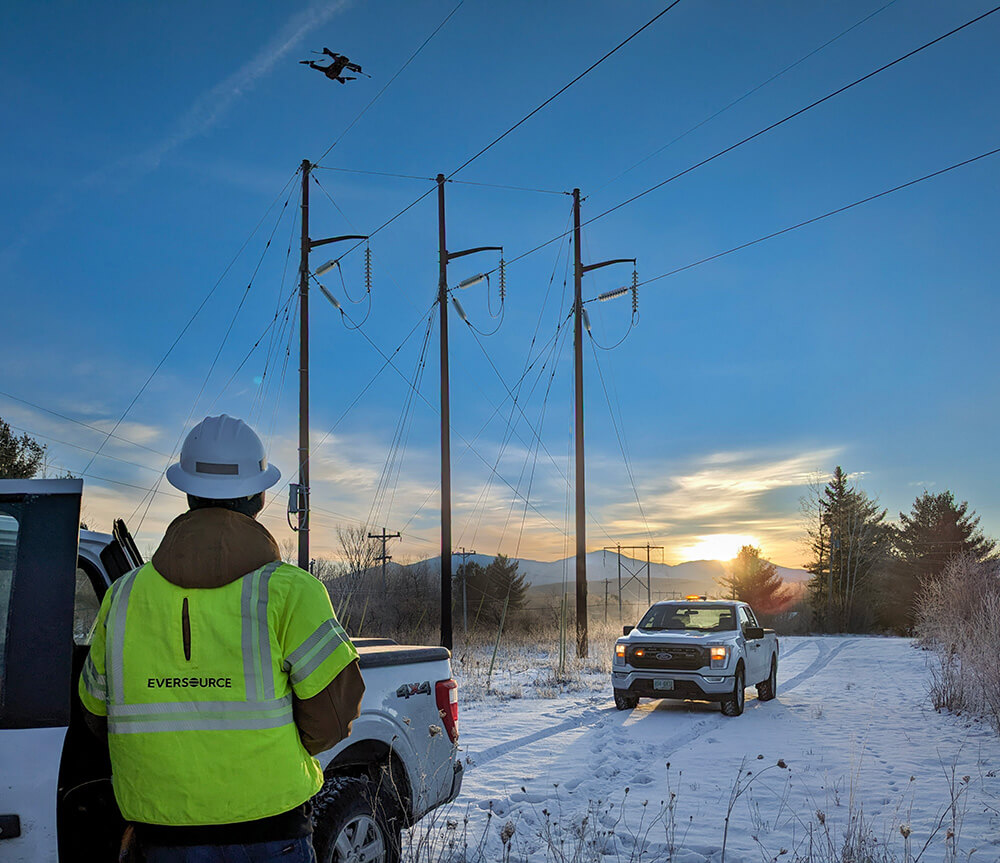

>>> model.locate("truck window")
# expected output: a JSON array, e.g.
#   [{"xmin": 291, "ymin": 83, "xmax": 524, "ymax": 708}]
[
  {"xmin": 0, "ymin": 511, "xmax": 20, "ymax": 700},
  {"xmin": 638, "ymin": 604, "xmax": 737, "ymax": 631},
  {"xmin": 74, "ymin": 566, "xmax": 101, "ymax": 645}
]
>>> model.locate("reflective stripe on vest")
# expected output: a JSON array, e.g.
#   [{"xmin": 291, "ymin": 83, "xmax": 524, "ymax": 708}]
[
  {"xmin": 283, "ymin": 618, "xmax": 350, "ymax": 686},
  {"xmin": 105, "ymin": 561, "xmax": 291, "ymax": 735}
]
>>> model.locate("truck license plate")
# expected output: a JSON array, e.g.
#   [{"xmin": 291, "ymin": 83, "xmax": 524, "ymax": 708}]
[{"xmin": 653, "ymin": 679, "xmax": 674, "ymax": 691}]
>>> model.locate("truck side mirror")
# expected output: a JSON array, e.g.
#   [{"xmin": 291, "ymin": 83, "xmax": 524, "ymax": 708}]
[
  {"xmin": 744, "ymin": 626, "xmax": 764, "ymax": 640},
  {"xmin": 623, "ymin": 625, "xmax": 633, "ymax": 636}
]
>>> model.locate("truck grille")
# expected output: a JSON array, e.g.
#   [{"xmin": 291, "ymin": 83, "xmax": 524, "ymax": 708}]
[{"xmin": 627, "ymin": 644, "xmax": 705, "ymax": 670}]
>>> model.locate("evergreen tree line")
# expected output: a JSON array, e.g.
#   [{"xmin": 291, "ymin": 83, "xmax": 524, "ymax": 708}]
[{"xmin": 803, "ymin": 466, "xmax": 996, "ymax": 634}]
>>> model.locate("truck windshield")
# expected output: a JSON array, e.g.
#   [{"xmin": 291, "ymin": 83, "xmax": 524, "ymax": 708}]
[{"xmin": 637, "ymin": 604, "xmax": 736, "ymax": 632}]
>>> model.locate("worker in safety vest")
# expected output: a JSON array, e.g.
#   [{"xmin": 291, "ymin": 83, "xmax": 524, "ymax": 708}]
[{"xmin": 79, "ymin": 414, "xmax": 365, "ymax": 862}]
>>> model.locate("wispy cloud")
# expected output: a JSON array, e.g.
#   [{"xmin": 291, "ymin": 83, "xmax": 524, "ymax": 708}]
[{"xmin": 2, "ymin": 0, "xmax": 351, "ymax": 265}]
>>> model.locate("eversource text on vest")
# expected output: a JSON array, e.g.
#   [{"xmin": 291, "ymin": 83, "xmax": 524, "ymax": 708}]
[{"xmin": 146, "ymin": 677, "xmax": 233, "ymax": 688}]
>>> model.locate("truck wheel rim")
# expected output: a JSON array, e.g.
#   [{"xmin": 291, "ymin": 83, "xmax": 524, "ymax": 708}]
[{"xmin": 334, "ymin": 814, "xmax": 386, "ymax": 863}]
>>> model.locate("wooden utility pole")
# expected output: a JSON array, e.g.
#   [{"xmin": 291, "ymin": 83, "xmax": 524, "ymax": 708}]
[
  {"xmin": 573, "ymin": 189, "xmax": 587, "ymax": 658},
  {"xmin": 435, "ymin": 173, "xmax": 502, "ymax": 651},
  {"xmin": 368, "ymin": 527, "xmax": 400, "ymax": 587},
  {"xmin": 294, "ymin": 159, "xmax": 368, "ymax": 571},
  {"xmin": 297, "ymin": 160, "xmax": 312, "ymax": 571},
  {"xmin": 572, "ymin": 188, "xmax": 636, "ymax": 657},
  {"xmin": 437, "ymin": 174, "xmax": 453, "ymax": 650}
]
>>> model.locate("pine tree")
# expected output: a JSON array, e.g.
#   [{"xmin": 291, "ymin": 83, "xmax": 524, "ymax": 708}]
[
  {"xmin": 881, "ymin": 491, "xmax": 997, "ymax": 633},
  {"xmin": 805, "ymin": 466, "xmax": 892, "ymax": 632},
  {"xmin": 0, "ymin": 417, "xmax": 46, "ymax": 479},
  {"xmin": 456, "ymin": 554, "xmax": 527, "ymax": 627},
  {"xmin": 718, "ymin": 545, "xmax": 789, "ymax": 614}
]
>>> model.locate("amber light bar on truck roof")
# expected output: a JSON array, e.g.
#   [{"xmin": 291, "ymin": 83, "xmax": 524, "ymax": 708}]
[{"xmin": 685, "ymin": 594, "xmax": 709, "ymax": 601}]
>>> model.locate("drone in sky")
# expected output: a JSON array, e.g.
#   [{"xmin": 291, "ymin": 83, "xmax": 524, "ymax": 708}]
[{"xmin": 300, "ymin": 48, "xmax": 369, "ymax": 84}]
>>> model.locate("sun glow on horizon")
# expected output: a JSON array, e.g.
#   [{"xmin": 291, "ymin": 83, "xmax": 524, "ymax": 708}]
[{"xmin": 675, "ymin": 534, "xmax": 760, "ymax": 563}]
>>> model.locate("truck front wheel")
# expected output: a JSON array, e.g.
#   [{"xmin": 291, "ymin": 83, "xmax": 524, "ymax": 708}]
[
  {"xmin": 720, "ymin": 666, "xmax": 745, "ymax": 717},
  {"xmin": 313, "ymin": 775, "xmax": 401, "ymax": 863},
  {"xmin": 614, "ymin": 689, "xmax": 639, "ymax": 710}
]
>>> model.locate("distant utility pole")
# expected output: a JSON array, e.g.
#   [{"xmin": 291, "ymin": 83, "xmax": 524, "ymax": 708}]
[
  {"xmin": 455, "ymin": 547, "xmax": 477, "ymax": 634},
  {"xmin": 572, "ymin": 188, "xmax": 636, "ymax": 658},
  {"xmin": 368, "ymin": 527, "xmax": 400, "ymax": 587},
  {"xmin": 292, "ymin": 158, "xmax": 368, "ymax": 571},
  {"xmin": 436, "ymin": 173, "xmax": 503, "ymax": 651}
]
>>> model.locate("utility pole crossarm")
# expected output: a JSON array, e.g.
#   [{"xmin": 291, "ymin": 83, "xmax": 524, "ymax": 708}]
[
  {"xmin": 447, "ymin": 245, "xmax": 503, "ymax": 262},
  {"xmin": 310, "ymin": 234, "xmax": 368, "ymax": 249},
  {"xmin": 581, "ymin": 258, "xmax": 636, "ymax": 274}
]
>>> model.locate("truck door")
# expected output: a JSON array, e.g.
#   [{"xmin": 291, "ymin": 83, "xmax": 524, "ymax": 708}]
[{"xmin": 0, "ymin": 479, "xmax": 82, "ymax": 862}]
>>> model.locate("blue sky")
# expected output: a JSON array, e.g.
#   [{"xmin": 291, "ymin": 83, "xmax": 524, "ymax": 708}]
[{"xmin": 2, "ymin": 0, "xmax": 998, "ymax": 567}]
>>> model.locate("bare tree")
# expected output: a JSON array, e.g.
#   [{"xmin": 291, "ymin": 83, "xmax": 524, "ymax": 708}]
[{"xmin": 279, "ymin": 537, "xmax": 297, "ymax": 564}]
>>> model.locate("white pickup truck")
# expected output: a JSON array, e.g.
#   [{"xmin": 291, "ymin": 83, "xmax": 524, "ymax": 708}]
[
  {"xmin": 611, "ymin": 598, "xmax": 779, "ymax": 716},
  {"xmin": 0, "ymin": 479, "xmax": 462, "ymax": 863}
]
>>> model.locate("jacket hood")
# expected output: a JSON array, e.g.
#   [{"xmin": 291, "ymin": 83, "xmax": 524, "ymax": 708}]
[{"xmin": 151, "ymin": 507, "xmax": 281, "ymax": 588}]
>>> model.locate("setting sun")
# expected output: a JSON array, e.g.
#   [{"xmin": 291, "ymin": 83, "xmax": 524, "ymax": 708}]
[{"xmin": 676, "ymin": 534, "xmax": 760, "ymax": 562}]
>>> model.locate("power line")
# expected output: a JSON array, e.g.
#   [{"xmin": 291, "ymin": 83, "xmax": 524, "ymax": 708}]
[
  {"xmin": 80, "ymin": 166, "xmax": 301, "ymax": 476},
  {"xmin": 635, "ymin": 144, "xmax": 1000, "ymax": 288},
  {"xmin": 132, "ymin": 183, "xmax": 300, "ymax": 529},
  {"xmin": 0, "ymin": 389, "xmax": 171, "ymax": 458},
  {"xmin": 258, "ymin": 303, "xmax": 438, "ymax": 521},
  {"xmin": 588, "ymin": 338, "xmax": 654, "ymax": 545},
  {"xmin": 6, "ymin": 423, "xmax": 162, "ymax": 475},
  {"xmin": 446, "ymin": 1, "xmax": 684, "ymax": 181},
  {"xmin": 586, "ymin": 5, "xmax": 1000, "ymax": 229},
  {"xmin": 498, "ymin": 5, "xmax": 1000, "ymax": 273},
  {"xmin": 314, "ymin": 164, "xmax": 566, "ymax": 195},
  {"xmin": 596, "ymin": 0, "xmax": 903, "ymax": 192},
  {"xmin": 314, "ymin": 166, "xmax": 434, "ymax": 182},
  {"xmin": 322, "ymin": 1, "xmax": 684, "ymax": 262},
  {"xmin": 315, "ymin": 0, "xmax": 466, "ymax": 165}
]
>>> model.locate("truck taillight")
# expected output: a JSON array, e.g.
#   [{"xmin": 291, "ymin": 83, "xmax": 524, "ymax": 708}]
[{"xmin": 435, "ymin": 679, "xmax": 459, "ymax": 745}]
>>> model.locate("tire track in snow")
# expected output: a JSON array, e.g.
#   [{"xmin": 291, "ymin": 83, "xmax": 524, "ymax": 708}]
[
  {"xmin": 468, "ymin": 705, "xmax": 613, "ymax": 768},
  {"xmin": 779, "ymin": 638, "xmax": 856, "ymax": 694}
]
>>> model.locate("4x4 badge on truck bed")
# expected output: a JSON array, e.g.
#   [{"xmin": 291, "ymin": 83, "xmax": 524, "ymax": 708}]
[{"xmin": 396, "ymin": 681, "xmax": 431, "ymax": 699}]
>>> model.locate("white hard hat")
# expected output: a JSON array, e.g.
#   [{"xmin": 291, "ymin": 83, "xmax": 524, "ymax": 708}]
[{"xmin": 166, "ymin": 415, "xmax": 281, "ymax": 498}]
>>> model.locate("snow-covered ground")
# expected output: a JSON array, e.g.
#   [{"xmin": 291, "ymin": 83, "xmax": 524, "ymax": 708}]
[{"xmin": 407, "ymin": 636, "xmax": 1000, "ymax": 862}]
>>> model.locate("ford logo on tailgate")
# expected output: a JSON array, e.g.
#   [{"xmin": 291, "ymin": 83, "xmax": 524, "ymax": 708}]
[{"xmin": 656, "ymin": 652, "xmax": 673, "ymax": 660}]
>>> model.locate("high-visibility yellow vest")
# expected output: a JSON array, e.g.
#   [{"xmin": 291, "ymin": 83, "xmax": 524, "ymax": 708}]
[{"xmin": 79, "ymin": 560, "xmax": 358, "ymax": 826}]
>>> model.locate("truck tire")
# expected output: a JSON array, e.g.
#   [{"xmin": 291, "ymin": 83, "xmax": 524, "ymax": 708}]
[
  {"xmin": 720, "ymin": 666, "xmax": 745, "ymax": 717},
  {"xmin": 313, "ymin": 775, "xmax": 401, "ymax": 863},
  {"xmin": 614, "ymin": 689, "xmax": 639, "ymax": 710},
  {"xmin": 756, "ymin": 656, "xmax": 777, "ymax": 702}
]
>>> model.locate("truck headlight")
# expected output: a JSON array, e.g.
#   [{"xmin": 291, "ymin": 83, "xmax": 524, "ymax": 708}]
[
  {"xmin": 615, "ymin": 643, "xmax": 626, "ymax": 664},
  {"xmin": 709, "ymin": 645, "xmax": 730, "ymax": 669}
]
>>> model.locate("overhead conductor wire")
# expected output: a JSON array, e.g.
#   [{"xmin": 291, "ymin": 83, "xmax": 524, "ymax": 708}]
[
  {"xmin": 81, "ymin": 167, "xmax": 301, "ymax": 478},
  {"xmin": 497, "ymin": 5, "xmax": 1000, "ymax": 273}
]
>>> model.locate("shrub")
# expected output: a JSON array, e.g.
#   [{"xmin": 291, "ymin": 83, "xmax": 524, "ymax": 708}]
[{"xmin": 914, "ymin": 553, "xmax": 1000, "ymax": 731}]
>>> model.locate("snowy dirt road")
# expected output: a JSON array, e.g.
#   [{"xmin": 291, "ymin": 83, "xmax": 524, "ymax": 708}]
[{"xmin": 414, "ymin": 636, "xmax": 1000, "ymax": 862}]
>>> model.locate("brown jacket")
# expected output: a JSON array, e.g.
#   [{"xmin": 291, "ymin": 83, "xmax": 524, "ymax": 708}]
[{"xmin": 86, "ymin": 507, "xmax": 364, "ymax": 756}]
